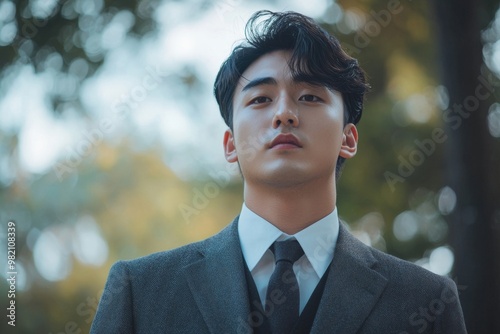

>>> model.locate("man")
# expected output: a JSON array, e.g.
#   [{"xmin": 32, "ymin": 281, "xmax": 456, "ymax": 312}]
[{"xmin": 91, "ymin": 10, "xmax": 467, "ymax": 333}]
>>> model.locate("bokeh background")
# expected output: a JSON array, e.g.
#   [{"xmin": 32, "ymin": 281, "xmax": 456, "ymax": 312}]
[{"xmin": 0, "ymin": 0, "xmax": 499, "ymax": 333}]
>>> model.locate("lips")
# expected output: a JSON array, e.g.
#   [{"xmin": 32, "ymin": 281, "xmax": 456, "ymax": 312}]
[{"xmin": 269, "ymin": 133, "xmax": 302, "ymax": 149}]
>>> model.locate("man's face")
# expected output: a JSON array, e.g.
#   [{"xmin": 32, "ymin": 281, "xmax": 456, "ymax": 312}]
[{"xmin": 224, "ymin": 50, "xmax": 358, "ymax": 188}]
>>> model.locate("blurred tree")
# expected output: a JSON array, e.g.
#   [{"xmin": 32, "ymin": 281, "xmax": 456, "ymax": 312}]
[
  {"xmin": 333, "ymin": 0, "xmax": 452, "ymax": 258},
  {"xmin": 1, "ymin": 0, "xmax": 499, "ymax": 332},
  {"xmin": 431, "ymin": 0, "xmax": 500, "ymax": 332},
  {"xmin": 0, "ymin": 0, "xmax": 161, "ymax": 113},
  {"xmin": 0, "ymin": 142, "xmax": 243, "ymax": 333}
]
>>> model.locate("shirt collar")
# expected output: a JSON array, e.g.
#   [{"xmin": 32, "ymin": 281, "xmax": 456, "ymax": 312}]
[{"xmin": 238, "ymin": 203, "xmax": 339, "ymax": 278}]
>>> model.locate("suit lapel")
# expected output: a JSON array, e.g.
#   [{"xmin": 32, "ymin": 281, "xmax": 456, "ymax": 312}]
[
  {"xmin": 184, "ymin": 218, "xmax": 252, "ymax": 334},
  {"xmin": 311, "ymin": 224, "xmax": 388, "ymax": 334}
]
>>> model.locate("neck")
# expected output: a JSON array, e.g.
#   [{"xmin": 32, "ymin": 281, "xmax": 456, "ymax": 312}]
[{"xmin": 244, "ymin": 177, "xmax": 337, "ymax": 234}]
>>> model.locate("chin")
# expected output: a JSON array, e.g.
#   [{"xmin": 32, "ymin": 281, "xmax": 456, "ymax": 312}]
[{"xmin": 256, "ymin": 167, "xmax": 314, "ymax": 187}]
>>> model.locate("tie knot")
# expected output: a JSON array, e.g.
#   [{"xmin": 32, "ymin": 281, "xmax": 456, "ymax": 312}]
[{"xmin": 271, "ymin": 240, "xmax": 304, "ymax": 264}]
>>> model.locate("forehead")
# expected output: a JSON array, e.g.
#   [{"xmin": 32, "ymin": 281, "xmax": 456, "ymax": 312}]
[{"xmin": 236, "ymin": 50, "xmax": 293, "ymax": 89}]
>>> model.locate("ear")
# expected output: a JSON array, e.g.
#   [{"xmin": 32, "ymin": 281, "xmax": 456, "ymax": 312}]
[
  {"xmin": 339, "ymin": 123, "xmax": 358, "ymax": 159},
  {"xmin": 223, "ymin": 129, "xmax": 238, "ymax": 163}
]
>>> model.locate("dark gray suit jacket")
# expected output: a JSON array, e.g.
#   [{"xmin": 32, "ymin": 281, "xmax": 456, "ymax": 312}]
[{"xmin": 91, "ymin": 218, "xmax": 467, "ymax": 333}]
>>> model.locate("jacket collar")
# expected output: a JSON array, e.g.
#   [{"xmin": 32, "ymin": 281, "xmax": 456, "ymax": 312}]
[
  {"xmin": 184, "ymin": 218, "xmax": 388, "ymax": 334},
  {"xmin": 311, "ymin": 223, "xmax": 388, "ymax": 333},
  {"xmin": 184, "ymin": 218, "xmax": 253, "ymax": 333}
]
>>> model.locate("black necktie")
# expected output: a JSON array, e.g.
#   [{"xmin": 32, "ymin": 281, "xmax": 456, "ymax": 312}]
[{"xmin": 265, "ymin": 240, "xmax": 304, "ymax": 334}]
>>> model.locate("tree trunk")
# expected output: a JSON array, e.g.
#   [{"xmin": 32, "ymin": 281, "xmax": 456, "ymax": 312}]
[{"xmin": 431, "ymin": 0, "xmax": 500, "ymax": 333}]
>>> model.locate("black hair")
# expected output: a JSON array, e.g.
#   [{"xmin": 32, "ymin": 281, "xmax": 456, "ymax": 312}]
[{"xmin": 213, "ymin": 10, "xmax": 369, "ymax": 179}]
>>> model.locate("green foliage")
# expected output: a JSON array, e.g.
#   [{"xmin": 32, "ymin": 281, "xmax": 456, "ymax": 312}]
[
  {"xmin": 0, "ymin": 0, "xmax": 160, "ymax": 114},
  {"xmin": 0, "ymin": 142, "xmax": 243, "ymax": 333}
]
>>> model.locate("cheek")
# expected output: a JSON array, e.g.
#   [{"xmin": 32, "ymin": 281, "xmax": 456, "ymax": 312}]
[
  {"xmin": 314, "ymin": 131, "xmax": 342, "ymax": 157},
  {"xmin": 308, "ymin": 114, "xmax": 343, "ymax": 144},
  {"xmin": 233, "ymin": 116, "xmax": 272, "ymax": 152},
  {"xmin": 233, "ymin": 125, "xmax": 257, "ymax": 161}
]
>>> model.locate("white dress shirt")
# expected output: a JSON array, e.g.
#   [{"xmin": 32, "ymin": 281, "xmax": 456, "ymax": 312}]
[{"xmin": 238, "ymin": 203, "xmax": 340, "ymax": 313}]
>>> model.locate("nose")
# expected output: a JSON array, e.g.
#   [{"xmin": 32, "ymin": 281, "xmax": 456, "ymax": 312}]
[{"xmin": 272, "ymin": 98, "xmax": 299, "ymax": 128}]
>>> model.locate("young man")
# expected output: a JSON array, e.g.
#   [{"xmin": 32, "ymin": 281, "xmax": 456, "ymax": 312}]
[{"xmin": 91, "ymin": 10, "xmax": 466, "ymax": 333}]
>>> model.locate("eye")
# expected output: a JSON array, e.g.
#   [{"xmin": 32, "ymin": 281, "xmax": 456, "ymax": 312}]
[
  {"xmin": 299, "ymin": 94, "xmax": 322, "ymax": 102},
  {"xmin": 249, "ymin": 96, "xmax": 272, "ymax": 104}
]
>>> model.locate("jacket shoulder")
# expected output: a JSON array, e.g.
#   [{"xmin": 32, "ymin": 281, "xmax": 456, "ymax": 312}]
[
  {"xmin": 352, "ymin": 240, "xmax": 466, "ymax": 332},
  {"xmin": 116, "ymin": 219, "xmax": 235, "ymax": 278},
  {"xmin": 369, "ymin": 245, "xmax": 455, "ymax": 289}
]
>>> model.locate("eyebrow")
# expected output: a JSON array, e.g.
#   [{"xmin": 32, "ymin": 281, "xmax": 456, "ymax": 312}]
[
  {"xmin": 241, "ymin": 76, "xmax": 328, "ymax": 94},
  {"xmin": 241, "ymin": 77, "xmax": 278, "ymax": 92}
]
